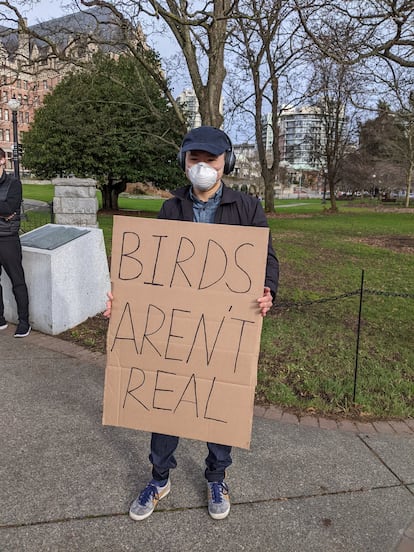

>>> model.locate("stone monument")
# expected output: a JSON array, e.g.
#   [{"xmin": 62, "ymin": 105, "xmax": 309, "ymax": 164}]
[{"xmin": 2, "ymin": 224, "xmax": 110, "ymax": 335}]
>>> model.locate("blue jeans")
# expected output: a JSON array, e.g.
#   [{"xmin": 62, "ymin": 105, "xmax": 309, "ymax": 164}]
[{"xmin": 149, "ymin": 433, "xmax": 232, "ymax": 482}]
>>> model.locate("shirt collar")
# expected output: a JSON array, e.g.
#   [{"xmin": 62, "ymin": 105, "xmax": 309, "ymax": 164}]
[{"xmin": 189, "ymin": 182, "xmax": 223, "ymax": 204}]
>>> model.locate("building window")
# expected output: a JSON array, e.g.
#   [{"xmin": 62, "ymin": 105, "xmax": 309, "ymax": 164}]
[
  {"xmin": 25, "ymin": 112, "xmax": 29, "ymax": 124},
  {"xmin": 23, "ymin": 80, "xmax": 28, "ymax": 90},
  {"xmin": 0, "ymin": 129, "xmax": 3, "ymax": 141},
  {"xmin": 5, "ymin": 129, "xmax": 10, "ymax": 141},
  {"xmin": 19, "ymin": 112, "xmax": 24, "ymax": 123},
  {"xmin": 16, "ymin": 79, "xmax": 21, "ymax": 88},
  {"xmin": 2, "ymin": 91, "xmax": 8, "ymax": 102},
  {"xmin": 43, "ymin": 80, "xmax": 48, "ymax": 90},
  {"xmin": 0, "ymin": 108, "xmax": 2, "ymax": 120},
  {"xmin": 4, "ymin": 109, "xmax": 9, "ymax": 121}
]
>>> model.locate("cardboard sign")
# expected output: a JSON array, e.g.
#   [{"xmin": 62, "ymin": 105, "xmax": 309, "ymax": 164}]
[{"xmin": 102, "ymin": 215, "xmax": 269, "ymax": 449}]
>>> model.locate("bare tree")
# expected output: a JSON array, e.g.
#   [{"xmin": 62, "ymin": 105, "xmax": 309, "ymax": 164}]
[
  {"xmin": 370, "ymin": 63, "xmax": 414, "ymax": 207},
  {"xmin": 305, "ymin": 55, "xmax": 361, "ymax": 211},
  {"xmin": 338, "ymin": 150, "xmax": 374, "ymax": 196},
  {"xmin": 294, "ymin": 0, "xmax": 414, "ymax": 68},
  {"xmin": 75, "ymin": 0, "xmax": 236, "ymax": 129},
  {"xmin": 227, "ymin": 0, "xmax": 302, "ymax": 212},
  {"xmin": 360, "ymin": 98, "xmax": 414, "ymax": 206},
  {"xmin": 397, "ymin": 99, "xmax": 414, "ymax": 206}
]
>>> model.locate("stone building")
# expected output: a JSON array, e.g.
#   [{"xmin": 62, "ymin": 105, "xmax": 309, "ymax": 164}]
[{"xmin": 0, "ymin": 6, "xmax": 143, "ymax": 170}]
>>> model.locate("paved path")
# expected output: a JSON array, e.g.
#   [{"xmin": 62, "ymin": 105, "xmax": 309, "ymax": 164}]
[
  {"xmin": 1, "ymin": 325, "xmax": 413, "ymax": 551},
  {"xmin": 22, "ymin": 198, "xmax": 50, "ymax": 211},
  {"xmin": 276, "ymin": 202, "xmax": 312, "ymax": 208}
]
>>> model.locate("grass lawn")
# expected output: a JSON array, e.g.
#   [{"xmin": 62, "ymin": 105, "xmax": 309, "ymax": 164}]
[
  {"xmin": 263, "ymin": 209, "xmax": 413, "ymax": 419},
  {"xmin": 22, "ymin": 185, "xmax": 414, "ymax": 419}
]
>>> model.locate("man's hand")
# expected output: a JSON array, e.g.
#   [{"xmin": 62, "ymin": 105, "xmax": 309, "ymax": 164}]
[
  {"xmin": 103, "ymin": 291, "xmax": 113, "ymax": 318},
  {"xmin": 257, "ymin": 286, "xmax": 273, "ymax": 317}
]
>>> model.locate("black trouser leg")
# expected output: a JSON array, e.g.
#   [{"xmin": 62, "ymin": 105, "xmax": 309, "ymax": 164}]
[
  {"xmin": 0, "ymin": 237, "xmax": 29, "ymax": 323},
  {"xmin": 205, "ymin": 442, "xmax": 232, "ymax": 482},
  {"xmin": 0, "ymin": 267, "xmax": 4, "ymax": 319},
  {"xmin": 149, "ymin": 433, "xmax": 179, "ymax": 481}
]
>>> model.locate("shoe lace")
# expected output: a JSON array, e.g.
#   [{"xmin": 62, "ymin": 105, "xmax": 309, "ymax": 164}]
[
  {"xmin": 139, "ymin": 483, "xmax": 158, "ymax": 506},
  {"xmin": 210, "ymin": 482, "xmax": 227, "ymax": 504}
]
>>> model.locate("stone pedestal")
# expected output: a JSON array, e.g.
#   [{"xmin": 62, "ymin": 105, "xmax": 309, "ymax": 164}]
[
  {"xmin": 2, "ymin": 224, "xmax": 110, "ymax": 335},
  {"xmin": 53, "ymin": 177, "xmax": 98, "ymax": 227}
]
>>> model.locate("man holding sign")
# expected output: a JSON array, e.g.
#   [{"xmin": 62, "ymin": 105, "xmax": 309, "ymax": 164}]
[{"xmin": 104, "ymin": 126, "xmax": 278, "ymax": 521}]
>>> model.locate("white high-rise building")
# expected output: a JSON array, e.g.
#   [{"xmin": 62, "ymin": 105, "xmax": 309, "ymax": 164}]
[
  {"xmin": 261, "ymin": 113, "xmax": 274, "ymax": 150},
  {"xmin": 279, "ymin": 106, "xmax": 325, "ymax": 170},
  {"xmin": 176, "ymin": 89, "xmax": 202, "ymax": 130},
  {"xmin": 262, "ymin": 106, "xmax": 330, "ymax": 170}
]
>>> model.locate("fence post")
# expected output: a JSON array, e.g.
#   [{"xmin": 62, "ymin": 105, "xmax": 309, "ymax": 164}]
[
  {"xmin": 48, "ymin": 201, "xmax": 54, "ymax": 224},
  {"xmin": 353, "ymin": 269, "xmax": 365, "ymax": 403}
]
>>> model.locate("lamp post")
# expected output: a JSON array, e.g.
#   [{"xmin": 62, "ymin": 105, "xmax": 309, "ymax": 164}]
[
  {"xmin": 371, "ymin": 174, "xmax": 377, "ymax": 199},
  {"xmin": 322, "ymin": 168, "xmax": 328, "ymax": 204},
  {"xmin": 7, "ymin": 96, "xmax": 21, "ymax": 180},
  {"xmin": 279, "ymin": 160, "xmax": 290, "ymax": 199}
]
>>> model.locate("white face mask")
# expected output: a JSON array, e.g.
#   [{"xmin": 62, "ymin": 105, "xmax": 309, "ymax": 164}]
[{"xmin": 187, "ymin": 162, "xmax": 218, "ymax": 191}]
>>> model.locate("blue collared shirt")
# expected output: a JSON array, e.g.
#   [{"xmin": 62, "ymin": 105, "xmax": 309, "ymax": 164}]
[{"xmin": 189, "ymin": 184, "xmax": 223, "ymax": 223}]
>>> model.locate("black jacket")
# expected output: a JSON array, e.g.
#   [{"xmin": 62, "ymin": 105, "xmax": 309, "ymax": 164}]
[
  {"xmin": 0, "ymin": 170, "xmax": 22, "ymax": 237},
  {"xmin": 158, "ymin": 184, "xmax": 279, "ymax": 297}
]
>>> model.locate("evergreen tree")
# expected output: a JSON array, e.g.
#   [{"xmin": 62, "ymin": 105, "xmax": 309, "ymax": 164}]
[{"xmin": 22, "ymin": 53, "xmax": 185, "ymax": 208}]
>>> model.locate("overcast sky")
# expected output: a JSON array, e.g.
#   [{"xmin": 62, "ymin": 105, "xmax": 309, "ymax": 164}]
[{"xmin": 23, "ymin": 0, "xmax": 68, "ymax": 25}]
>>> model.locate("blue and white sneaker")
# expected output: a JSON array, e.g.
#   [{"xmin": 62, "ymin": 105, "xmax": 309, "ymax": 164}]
[
  {"xmin": 207, "ymin": 481, "xmax": 230, "ymax": 520},
  {"xmin": 129, "ymin": 479, "xmax": 171, "ymax": 521}
]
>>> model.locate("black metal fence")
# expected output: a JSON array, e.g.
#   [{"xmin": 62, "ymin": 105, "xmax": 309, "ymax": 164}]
[
  {"xmin": 273, "ymin": 269, "xmax": 414, "ymax": 403},
  {"xmin": 20, "ymin": 200, "xmax": 54, "ymax": 234}
]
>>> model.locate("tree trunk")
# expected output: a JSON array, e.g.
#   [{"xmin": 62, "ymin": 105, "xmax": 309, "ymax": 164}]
[
  {"xmin": 405, "ymin": 127, "xmax": 413, "ymax": 208},
  {"xmin": 151, "ymin": 0, "xmax": 230, "ymax": 128},
  {"xmin": 328, "ymin": 179, "xmax": 338, "ymax": 211},
  {"xmin": 264, "ymin": 174, "xmax": 275, "ymax": 213},
  {"xmin": 405, "ymin": 162, "xmax": 413, "ymax": 208},
  {"xmin": 100, "ymin": 176, "xmax": 127, "ymax": 210}
]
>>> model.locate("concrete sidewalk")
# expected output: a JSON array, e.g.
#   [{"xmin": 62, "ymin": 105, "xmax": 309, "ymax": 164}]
[{"xmin": 1, "ymin": 325, "xmax": 413, "ymax": 551}]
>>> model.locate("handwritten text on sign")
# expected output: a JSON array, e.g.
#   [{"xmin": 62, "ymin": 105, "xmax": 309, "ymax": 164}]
[{"xmin": 102, "ymin": 216, "xmax": 269, "ymax": 449}]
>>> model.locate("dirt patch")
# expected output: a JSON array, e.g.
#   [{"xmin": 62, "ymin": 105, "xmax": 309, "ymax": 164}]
[
  {"xmin": 373, "ymin": 206, "xmax": 414, "ymax": 214},
  {"xmin": 59, "ymin": 314, "xmax": 109, "ymax": 353},
  {"xmin": 98, "ymin": 208, "xmax": 157, "ymax": 218},
  {"xmin": 350, "ymin": 235, "xmax": 414, "ymax": 254},
  {"xmin": 124, "ymin": 182, "xmax": 172, "ymax": 198},
  {"xmin": 268, "ymin": 212, "xmax": 314, "ymax": 219}
]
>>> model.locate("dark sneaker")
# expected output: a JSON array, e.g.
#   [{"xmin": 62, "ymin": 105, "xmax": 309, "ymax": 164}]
[
  {"xmin": 207, "ymin": 481, "xmax": 230, "ymax": 520},
  {"xmin": 0, "ymin": 317, "xmax": 8, "ymax": 330},
  {"xmin": 14, "ymin": 322, "xmax": 31, "ymax": 338},
  {"xmin": 129, "ymin": 479, "xmax": 171, "ymax": 521}
]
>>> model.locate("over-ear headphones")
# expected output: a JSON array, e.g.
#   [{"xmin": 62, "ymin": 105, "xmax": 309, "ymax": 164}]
[{"xmin": 177, "ymin": 128, "xmax": 236, "ymax": 175}]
